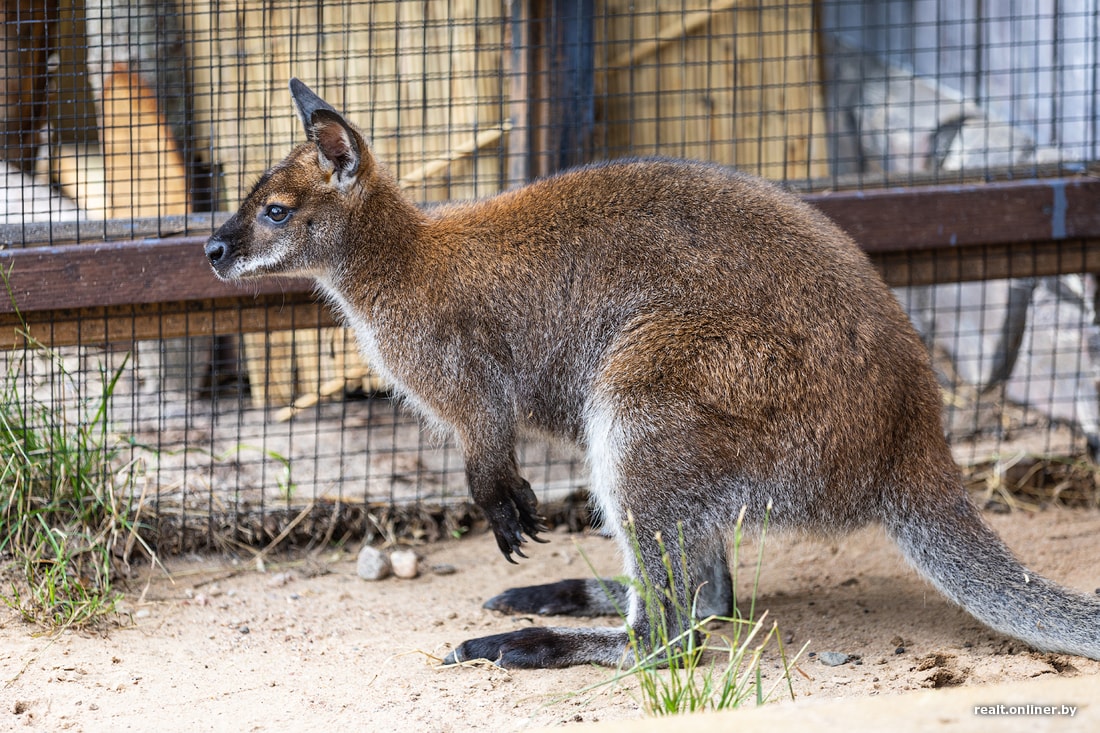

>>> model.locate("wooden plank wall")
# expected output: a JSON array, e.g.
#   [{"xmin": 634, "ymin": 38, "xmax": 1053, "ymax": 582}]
[{"xmin": 595, "ymin": 0, "xmax": 830, "ymax": 181}]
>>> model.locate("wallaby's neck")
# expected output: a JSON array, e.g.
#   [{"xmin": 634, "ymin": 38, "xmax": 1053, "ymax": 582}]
[{"xmin": 323, "ymin": 171, "xmax": 430, "ymax": 310}]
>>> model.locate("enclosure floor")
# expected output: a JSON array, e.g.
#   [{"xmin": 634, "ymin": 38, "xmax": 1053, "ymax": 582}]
[{"xmin": 3, "ymin": 507, "xmax": 1099, "ymax": 731}]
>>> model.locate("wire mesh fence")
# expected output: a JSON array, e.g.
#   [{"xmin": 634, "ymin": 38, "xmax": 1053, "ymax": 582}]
[{"xmin": 1, "ymin": 0, "xmax": 1099, "ymax": 551}]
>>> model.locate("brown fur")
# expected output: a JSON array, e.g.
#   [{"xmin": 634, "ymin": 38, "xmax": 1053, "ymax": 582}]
[{"xmin": 205, "ymin": 80, "xmax": 1100, "ymax": 669}]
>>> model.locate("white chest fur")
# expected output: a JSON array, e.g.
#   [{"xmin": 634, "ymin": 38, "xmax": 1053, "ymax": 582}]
[{"xmin": 315, "ymin": 276, "xmax": 449, "ymax": 436}]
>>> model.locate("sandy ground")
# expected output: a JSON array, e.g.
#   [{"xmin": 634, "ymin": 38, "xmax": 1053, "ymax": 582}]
[{"xmin": 2, "ymin": 507, "xmax": 1099, "ymax": 732}]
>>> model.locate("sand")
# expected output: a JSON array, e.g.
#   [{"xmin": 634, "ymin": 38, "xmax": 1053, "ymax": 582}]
[{"xmin": 3, "ymin": 507, "xmax": 1099, "ymax": 732}]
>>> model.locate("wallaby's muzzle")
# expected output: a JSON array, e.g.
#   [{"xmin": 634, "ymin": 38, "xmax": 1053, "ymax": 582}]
[
  {"xmin": 204, "ymin": 235, "xmax": 237, "ymax": 280},
  {"xmin": 204, "ymin": 238, "xmax": 227, "ymax": 266}
]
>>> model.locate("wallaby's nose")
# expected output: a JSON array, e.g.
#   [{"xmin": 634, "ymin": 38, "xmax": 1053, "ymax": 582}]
[{"xmin": 205, "ymin": 239, "xmax": 227, "ymax": 266}]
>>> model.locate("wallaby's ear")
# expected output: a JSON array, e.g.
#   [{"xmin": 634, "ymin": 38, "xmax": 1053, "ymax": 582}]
[
  {"xmin": 289, "ymin": 78, "xmax": 338, "ymax": 130},
  {"xmin": 289, "ymin": 78, "xmax": 370, "ymax": 190}
]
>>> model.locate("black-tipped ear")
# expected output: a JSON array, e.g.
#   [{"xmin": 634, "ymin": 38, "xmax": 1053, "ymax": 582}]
[
  {"xmin": 289, "ymin": 79, "xmax": 370, "ymax": 190},
  {"xmin": 289, "ymin": 78, "xmax": 338, "ymax": 132}
]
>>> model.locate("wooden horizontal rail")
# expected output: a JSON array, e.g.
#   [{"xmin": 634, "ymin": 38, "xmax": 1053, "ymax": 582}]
[
  {"xmin": 804, "ymin": 176, "xmax": 1100, "ymax": 252},
  {"xmin": 0, "ymin": 236, "xmax": 313, "ymax": 314},
  {"xmin": 1, "ymin": 176, "xmax": 1098, "ymax": 346},
  {"xmin": 3, "ymin": 294, "xmax": 333, "ymax": 349}
]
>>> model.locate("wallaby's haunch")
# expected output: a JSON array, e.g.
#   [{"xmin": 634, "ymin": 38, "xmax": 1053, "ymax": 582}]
[{"xmin": 206, "ymin": 79, "xmax": 1100, "ymax": 668}]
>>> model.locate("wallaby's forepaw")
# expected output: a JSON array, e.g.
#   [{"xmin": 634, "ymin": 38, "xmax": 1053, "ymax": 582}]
[
  {"xmin": 442, "ymin": 628, "xmax": 569, "ymax": 669},
  {"xmin": 483, "ymin": 476, "xmax": 548, "ymax": 563}
]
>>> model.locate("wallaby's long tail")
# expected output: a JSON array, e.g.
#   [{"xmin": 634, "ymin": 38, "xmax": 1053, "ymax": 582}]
[{"xmin": 886, "ymin": 493, "xmax": 1100, "ymax": 659}]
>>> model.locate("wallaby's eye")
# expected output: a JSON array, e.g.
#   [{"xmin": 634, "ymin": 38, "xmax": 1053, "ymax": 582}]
[{"xmin": 263, "ymin": 204, "xmax": 292, "ymax": 224}]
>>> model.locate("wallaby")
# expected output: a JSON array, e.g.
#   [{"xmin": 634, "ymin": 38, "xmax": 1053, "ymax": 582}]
[{"xmin": 205, "ymin": 79, "xmax": 1100, "ymax": 669}]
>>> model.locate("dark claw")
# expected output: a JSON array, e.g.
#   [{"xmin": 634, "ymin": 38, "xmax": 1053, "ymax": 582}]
[
  {"xmin": 492, "ymin": 527, "xmax": 529, "ymax": 563},
  {"xmin": 494, "ymin": 532, "xmax": 519, "ymax": 563},
  {"xmin": 483, "ymin": 475, "xmax": 547, "ymax": 562}
]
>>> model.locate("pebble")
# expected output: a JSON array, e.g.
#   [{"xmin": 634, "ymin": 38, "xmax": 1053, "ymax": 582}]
[
  {"xmin": 430, "ymin": 563, "xmax": 457, "ymax": 576},
  {"xmin": 818, "ymin": 651, "xmax": 851, "ymax": 667},
  {"xmin": 356, "ymin": 545, "xmax": 392, "ymax": 581},
  {"xmin": 390, "ymin": 550, "xmax": 420, "ymax": 579},
  {"xmin": 267, "ymin": 572, "xmax": 294, "ymax": 587}
]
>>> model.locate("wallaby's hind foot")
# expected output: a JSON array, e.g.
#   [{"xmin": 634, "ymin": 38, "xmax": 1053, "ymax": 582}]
[
  {"xmin": 483, "ymin": 578, "xmax": 630, "ymax": 617},
  {"xmin": 482, "ymin": 558, "xmax": 732, "ymax": 620},
  {"xmin": 444, "ymin": 627, "xmax": 632, "ymax": 669}
]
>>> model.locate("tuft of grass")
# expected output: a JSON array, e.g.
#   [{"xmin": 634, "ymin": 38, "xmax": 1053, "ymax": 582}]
[
  {"xmin": 0, "ymin": 279, "xmax": 152, "ymax": 630},
  {"xmin": 590, "ymin": 504, "xmax": 806, "ymax": 716}
]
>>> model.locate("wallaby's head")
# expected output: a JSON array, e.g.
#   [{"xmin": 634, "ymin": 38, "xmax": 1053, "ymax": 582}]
[{"xmin": 205, "ymin": 79, "xmax": 382, "ymax": 281}]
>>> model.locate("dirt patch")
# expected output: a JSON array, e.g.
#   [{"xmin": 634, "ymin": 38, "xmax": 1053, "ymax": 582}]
[
  {"xmin": 914, "ymin": 652, "xmax": 969, "ymax": 688},
  {"xmin": 2, "ymin": 507, "xmax": 1099, "ymax": 731}
]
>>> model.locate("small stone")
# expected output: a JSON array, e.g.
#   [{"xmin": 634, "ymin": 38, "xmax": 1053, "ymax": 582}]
[
  {"xmin": 430, "ymin": 563, "xmax": 457, "ymax": 576},
  {"xmin": 390, "ymin": 550, "xmax": 420, "ymax": 579},
  {"xmin": 267, "ymin": 572, "xmax": 294, "ymax": 587},
  {"xmin": 818, "ymin": 651, "xmax": 850, "ymax": 667},
  {"xmin": 238, "ymin": 625, "xmax": 250, "ymax": 634},
  {"xmin": 357, "ymin": 546, "xmax": 391, "ymax": 581}
]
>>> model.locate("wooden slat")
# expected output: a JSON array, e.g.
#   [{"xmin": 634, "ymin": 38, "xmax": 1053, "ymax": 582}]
[
  {"xmin": 0, "ymin": 212, "xmax": 229, "ymax": 248},
  {"xmin": 8, "ymin": 239, "xmax": 1100, "ymax": 348},
  {"xmin": 805, "ymin": 177, "xmax": 1100, "ymax": 252},
  {"xmin": 1, "ymin": 176, "xmax": 1098, "ymax": 348},
  {"xmin": 0, "ymin": 294, "xmax": 334, "ymax": 348},
  {"xmin": 873, "ymin": 239, "xmax": 1100, "ymax": 288},
  {"xmin": 538, "ymin": 0, "xmax": 595, "ymax": 175},
  {"xmin": 506, "ymin": 0, "xmax": 533, "ymax": 187},
  {"xmin": 519, "ymin": 0, "xmax": 596, "ymax": 179},
  {"xmin": 0, "ymin": 236, "xmax": 314, "ymax": 313}
]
